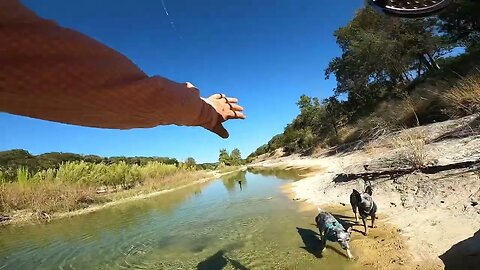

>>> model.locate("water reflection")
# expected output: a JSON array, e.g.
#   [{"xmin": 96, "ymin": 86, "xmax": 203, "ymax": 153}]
[
  {"xmin": 247, "ymin": 167, "xmax": 312, "ymax": 181},
  {"xmin": 220, "ymin": 170, "xmax": 247, "ymax": 193}
]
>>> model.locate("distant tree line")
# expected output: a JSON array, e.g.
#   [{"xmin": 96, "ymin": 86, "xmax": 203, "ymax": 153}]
[
  {"xmin": 0, "ymin": 149, "xmax": 231, "ymax": 181},
  {"xmin": 0, "ymin": 149, "xmax": 225, "ymax": 180},
  {"xmin": 248, "ymin": 0, "xmax": 480, "ymax": 160}
]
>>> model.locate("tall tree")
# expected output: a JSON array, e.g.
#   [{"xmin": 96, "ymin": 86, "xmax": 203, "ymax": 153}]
[
  {"xmin": 325, "ymin": 7, "xmax": 448, "ymax": 114},
  {"xmin": 438, "ymin": 0, "xmax": 480, "ymax": 49},
  {"xmin": 230, "ymin": 148, "xmax": 243, "ymax": 166},
  {"xmin": 218, "ymin": 149, "xmax": 230, "ymax": 166},
  {"xmin": 184, "ymin": 157, "xmax": 197, "ymax": 170}
]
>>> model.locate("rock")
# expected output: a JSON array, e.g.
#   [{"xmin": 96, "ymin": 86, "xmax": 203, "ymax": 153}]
[
  {"xmin": 390, "ymin": 202, "xmax": 397, "ymax": 207},
  {"xmin": 471, "ymin": 201, "xmax": 478, "ymax": 207}
]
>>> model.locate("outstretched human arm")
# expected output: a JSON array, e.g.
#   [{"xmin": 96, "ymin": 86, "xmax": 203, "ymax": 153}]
[{"xmin": 0, "ymin": 0, "xmax": 244, "ymax": 138}]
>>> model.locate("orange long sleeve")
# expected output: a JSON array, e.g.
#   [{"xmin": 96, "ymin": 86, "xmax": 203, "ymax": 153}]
[{"xmin": 0, "ymin": 0, "xmax": 218, "ymax": 130}]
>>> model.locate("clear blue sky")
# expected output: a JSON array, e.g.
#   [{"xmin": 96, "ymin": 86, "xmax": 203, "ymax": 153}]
[{"xmin": 0, "ymin": 0, "xmax": 363, "ymax": 163}]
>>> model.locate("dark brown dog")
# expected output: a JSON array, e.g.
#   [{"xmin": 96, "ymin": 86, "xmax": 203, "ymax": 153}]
[{"xmin": 350, "ymin": 186, "xmax": 377, "ymax": 235}]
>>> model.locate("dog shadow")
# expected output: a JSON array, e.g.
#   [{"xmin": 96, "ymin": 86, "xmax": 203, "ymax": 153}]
[
  {"xmin": 296, "ymin": 227, "xmax": 323, "ymax": 258},
  {"xmin": 196, "ymin": 250, "xmax": 248, "ymax": 270},
  {"xmin": 439, "ymin": 229, "xmax": 480, "ymax": 270},
  {"xmin": 296, "ymin": 227, "xmax": 347, "ymax": 259},
  {"xmin": 331, "ymin": 213, "xmax": 367, "ymax": 235}
]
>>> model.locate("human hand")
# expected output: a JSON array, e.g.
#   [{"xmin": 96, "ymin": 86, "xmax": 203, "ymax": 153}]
[{"xmin": 202, "ymin": 93, "xmax": 246, "ymax": 138}]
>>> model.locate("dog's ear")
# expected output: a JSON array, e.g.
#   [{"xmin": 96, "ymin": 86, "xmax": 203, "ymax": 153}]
[
  {"xmin": 347, "ymin": 226, "xmax": 352, "ymax": 234},
  {"xmin": 352, "ymin": 189, "xmax": 361, "ymax": 200},
  {"xmin": 365, "ymin": 186, "xmax": 373, "ymax": 196}
]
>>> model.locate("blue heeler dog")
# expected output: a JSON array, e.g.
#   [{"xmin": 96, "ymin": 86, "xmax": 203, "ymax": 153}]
[
  {"xmin": 350, "ymin": 186, "xmax": 377, "ymax": 235},
  {"xmin": 315, "ymin": 210, "xmax": 353, "ymax": 259}
]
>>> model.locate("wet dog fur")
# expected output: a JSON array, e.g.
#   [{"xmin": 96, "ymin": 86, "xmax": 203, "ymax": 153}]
[{"xmin": 315, "ymin": 210, "xmax": 353, "ymax": 259}]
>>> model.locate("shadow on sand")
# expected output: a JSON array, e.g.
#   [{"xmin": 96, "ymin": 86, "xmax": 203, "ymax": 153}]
[
  {"xmin": 296, "ymin": 227, "xmax": 348, "ymax": 258},
  {"xmin": 296, "ymin": 227, "xmax": 323, "ymax": 258},
  {"xmin": 439, "ymin": 229, "xmax": 480, "ymax": 270},
  {"xmin": 196, "ymin": 250, "xmax": 248, "ymax": 270},
  {"xmin": 330, "ymin": 213, "xmax": 366, "ymax": 235}
]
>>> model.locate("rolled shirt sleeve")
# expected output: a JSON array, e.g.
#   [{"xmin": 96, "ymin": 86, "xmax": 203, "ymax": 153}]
[{"xmin": 0, "ymin": 0, "xmax": 219, "ymax": 130}]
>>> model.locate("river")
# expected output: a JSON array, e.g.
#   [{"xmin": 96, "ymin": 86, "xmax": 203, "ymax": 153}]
[{"xmin": 0, "ymin": 169, "xmax": 354, "ymax": 269}]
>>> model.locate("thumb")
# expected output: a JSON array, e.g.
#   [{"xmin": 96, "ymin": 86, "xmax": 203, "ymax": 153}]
[{"xmin": 208, "ymin": 123, "xmax": 229, "ymax": 139}]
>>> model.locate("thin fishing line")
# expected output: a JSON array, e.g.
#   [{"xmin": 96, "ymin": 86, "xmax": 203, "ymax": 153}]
[{"xmin": 160, "ymin": 0, "xmax": 183, "ymax": 39}]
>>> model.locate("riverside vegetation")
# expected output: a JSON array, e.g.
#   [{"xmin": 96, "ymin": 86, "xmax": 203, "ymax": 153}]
[
  {"xmin": 0, "ymin": 147, "xmax": 248, "ymax": 223},
  {"xmin": 0, "ymin": 150, "xmax": 213, "ymax": 222},
  {"xmin": 248, "ymin": 1, "xmax": 480, "ymax": 161}
]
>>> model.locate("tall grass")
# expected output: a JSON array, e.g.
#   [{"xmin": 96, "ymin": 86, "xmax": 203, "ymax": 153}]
[
  {"xmin": 444, "ymin": 73, "xmax": 480, "ymax": 116},
  {"xmin": 16, "ymin": 167, "xmax": 29, "ymax": 186},
  {"xmin": 0, "ymin": 161, "xmax": 207, "ymax": 216},
  {"xmin": 390, "ymin": 131, "xmax": 433, "ymax": 169}
]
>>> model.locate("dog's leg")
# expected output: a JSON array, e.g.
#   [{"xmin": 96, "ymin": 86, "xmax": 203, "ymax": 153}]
[
  {"xmin": 371, "ymin": 214, "xmax": 376, "ymax": 228},
  {"xmin": 346, "ymin": 248, "xmax": 353, "ymax": 259},
  {"xmin": 320, "ymin": 230, "xmax": 327, "ymax": 253},
  {"xmin": 362, "ymin": 218, "xmax": 368, "ymax": 236},
  {"xmin": 354, "ymin": 208, "xmax": 359, "ymax": 223}
]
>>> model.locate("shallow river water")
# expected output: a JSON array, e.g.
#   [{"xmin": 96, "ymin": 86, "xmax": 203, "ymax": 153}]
[{"xmin": 0, "ymin": 169, "xmax": 355, "ymax": 269}]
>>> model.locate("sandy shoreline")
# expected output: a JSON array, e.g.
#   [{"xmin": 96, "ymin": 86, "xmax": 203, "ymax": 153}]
[
  {"xmin": 2, "ymin": 169, "xmax": 242, "ymax": 227},
  {"xmin": 255, "ymin": 117, "xmax": 480, "ymax": 269}
]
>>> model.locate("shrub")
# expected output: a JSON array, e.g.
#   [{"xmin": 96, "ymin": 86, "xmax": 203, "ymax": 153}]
[
  {"xmin": 139, "ymin": 162, "xmax": 178, "ymax": 180},
  {"xmin": 390, "ymin": 131, "xmax": 434, "ymax": 169}
]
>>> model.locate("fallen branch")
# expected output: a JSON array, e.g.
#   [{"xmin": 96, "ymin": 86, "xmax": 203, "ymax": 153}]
[
  {"xmin": 333, "ymin": 159, "xmax": 480, "ymax": 183},
  {"xmin": 0, "ymin": 213, "xmax": 10, "ymax": 223}
]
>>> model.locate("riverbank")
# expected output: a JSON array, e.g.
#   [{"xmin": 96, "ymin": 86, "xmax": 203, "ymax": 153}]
[
  {"xmin": 253, "ymin": 115, "xmax": 480, "ymax": 269},
  {"xmin": 1, "ymin": 168, "xmax": 245, "ymax": 226}
]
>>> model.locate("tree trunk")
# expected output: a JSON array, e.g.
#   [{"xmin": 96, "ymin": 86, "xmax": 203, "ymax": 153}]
[
  {"xmin": 417, "ymin": 61, "xmax": 422, "ymax": 78},
  {"xmin": 403, "ymin": 71, "xmax": 413, "ymax": 82},
  {"xmin": 331, "ymin": 119, "xmax": 339, "ymax": 137},
  {"xmin": 426, "ymin": 53, "xmax": 440, "ymax": 70},
  {"xmin": 420, "ymin": 54, "xmax": 433, "ymax": 71}
]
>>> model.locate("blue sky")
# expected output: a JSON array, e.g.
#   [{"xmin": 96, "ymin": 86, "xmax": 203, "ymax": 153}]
[{"xmin": 0, "ymin": 0, "xmax": 363, "ymax": 163}]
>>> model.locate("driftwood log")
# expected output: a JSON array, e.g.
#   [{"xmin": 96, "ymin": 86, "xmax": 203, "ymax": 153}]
[{"xmin": 334, "ymin": 159, "xmax": 480, "ymax": 183}]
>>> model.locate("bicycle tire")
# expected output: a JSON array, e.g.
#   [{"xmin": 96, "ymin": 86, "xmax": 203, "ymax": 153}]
[{"xmin": 369, "ymin": 0, "xmax": 452, "ymax": 18}]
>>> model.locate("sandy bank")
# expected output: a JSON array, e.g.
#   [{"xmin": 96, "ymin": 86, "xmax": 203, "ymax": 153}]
[{"xmin": 254, "ymin": 116, "xmax": 480, "ymax": 269}]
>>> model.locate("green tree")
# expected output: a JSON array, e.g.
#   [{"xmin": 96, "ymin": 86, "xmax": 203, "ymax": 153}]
[
  {"xmin": 325, "ymin": 7, "xmax": 449, "ymax": 118},
  {"xmin": 230, "ymin": 148, "xmax": 243, "ymax": 166},
  {"xmin": 184, "ymin": 157, "xmax": 197, "ymax": 170},
  {"xmin": 219, "ymin": 149, "xmax": 230, "ymax": 166},
  {"xmin": 438, "ymin": 0, "xmax": 480, "ymax": 49}
]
